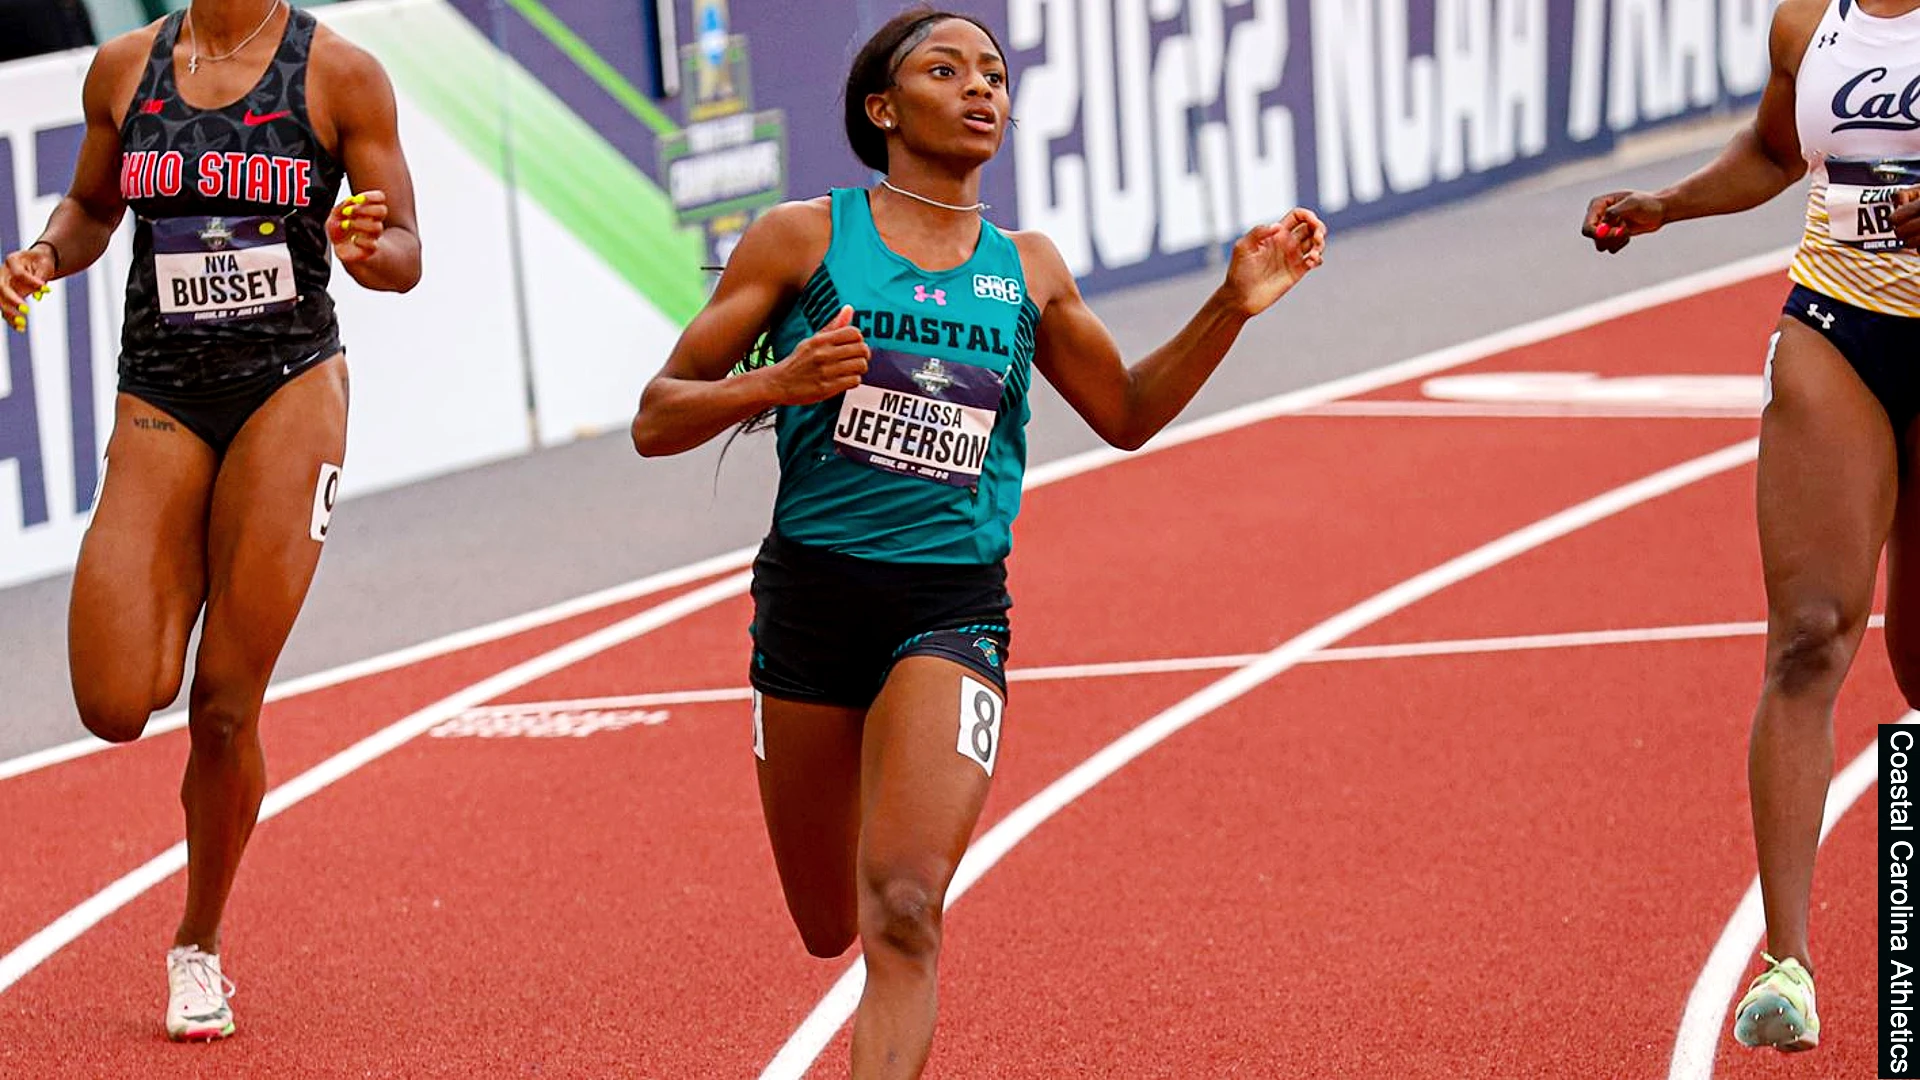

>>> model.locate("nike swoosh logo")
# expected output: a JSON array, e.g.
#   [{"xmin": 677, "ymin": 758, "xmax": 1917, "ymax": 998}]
[{"xmin": 243, "ymin": 110, "xmax": 291, "ymax": 126}]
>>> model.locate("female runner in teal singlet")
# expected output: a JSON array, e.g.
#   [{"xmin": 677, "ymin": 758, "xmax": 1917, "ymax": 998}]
[
  {"xmin": 0, "ymin": 0, "xmax": 419, "ymax": 1044},
  {"xmin": 633, "ymin": 9, "xmax": 1324, "ymax": 1077}
]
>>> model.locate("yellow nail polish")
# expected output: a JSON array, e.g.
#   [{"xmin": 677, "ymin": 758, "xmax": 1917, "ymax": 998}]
[
  {"xmin": 350, "ymin": 194, "xmax": 367, "ymax": 205},
  {"xmin": 342, "ymin": 205, "xmax": 354, "ymax": 218},
  {"xmin": 34, "ymin": 288, "xmax": 48, "ymax": 300},
  {"xmin": 11, "ymin": 318, "xmax": 22, "ymax": 332}
]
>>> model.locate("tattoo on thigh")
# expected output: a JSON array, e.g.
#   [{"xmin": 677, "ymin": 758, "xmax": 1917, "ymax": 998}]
[{"xmin": 132, "ymin": 416, "xmax": 176, "ymax": 432}]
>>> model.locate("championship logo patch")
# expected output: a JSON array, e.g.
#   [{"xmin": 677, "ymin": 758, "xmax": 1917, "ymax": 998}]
[
  {"xmin": 198, "ymin": 217, "xmax": 235, "ymax": 250},
  {"xmin": 910, "ymin": 357, "xmax": 955, "ymax": 396}
]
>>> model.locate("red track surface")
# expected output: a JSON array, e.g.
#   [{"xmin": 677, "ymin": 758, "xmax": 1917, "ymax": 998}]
[{"xmin": 0, "ymin": 270, "xmax": 1897, "ymax": 1078}]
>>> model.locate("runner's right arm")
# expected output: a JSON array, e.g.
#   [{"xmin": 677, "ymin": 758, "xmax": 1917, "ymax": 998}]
[
  {"xmin": 1582, "ymin": 0, "xmax": 1821, "ymax": 250},
  {"xmin": 0, "ymin": 33, "xmax": 143, "ymax": 326},
  {"xmin": 632, "ymin": 201, "xmax": 867, "ymax": 457}
]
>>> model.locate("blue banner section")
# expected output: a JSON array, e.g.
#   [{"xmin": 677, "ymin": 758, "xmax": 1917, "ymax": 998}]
[
  {"xmin": 986, "ymin": 0, "xmax": 1771, "ymax": 291},
  {"xmin": 471, "ymin": 0, "xmax": 1772, "ymax": 292},
  {"xmin": 37, "ymin": 122, "xmax": 96, "ymax": 514},
  {"xmin": 0, "ymin": 133, "xmax": 49, "ymax": 531}
]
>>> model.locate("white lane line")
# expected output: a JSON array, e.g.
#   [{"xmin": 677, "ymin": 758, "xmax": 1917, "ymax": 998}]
[
  {"xmin": 464, "ymin": 617, "xmax": 1890, "ymax": 716},
  {"xmin": 0, "ymin": 246, "xmax": 1793, "ymax": 786},
  {"xmin": 1299, "ymin": 401, "xmax": 1757, "ymax": 419},
  {"xmin": 469, "ymin": 688, "xmax": 759, "ymax": 712},
  {"xmin": 1017, "ymin": 249, "xmax": 1790, "ymax": 492},
  {"xmin": 758, "ymin": 439, "xmax": 1762, "ymax": 1079},
  {"xmin": 1311, "ymin": 616, "xmax": 1882, "ymax": 663},
  {"xmin": 0, "ymin": 572, "xmax": 752, "ymax": 996},
  {"xmin": 1667, "ymin": 711, "xmax": 1917, "ymax": 1080},
  {"xmin": 0, "ymin": 547, "xmax": 759, "ymax": 783}
]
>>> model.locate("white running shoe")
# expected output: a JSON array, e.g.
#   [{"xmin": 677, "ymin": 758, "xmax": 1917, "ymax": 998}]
[{"xmin": 164, "ymin": 945, "xmax": 236, "ymax": 1042}]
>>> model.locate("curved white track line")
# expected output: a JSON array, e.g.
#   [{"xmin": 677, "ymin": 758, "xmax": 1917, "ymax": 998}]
[
  {"xmin": 0, "ymin": 546, "xmax": 759, "ymax": 783},
  {"xmin": 466, "ymin": 615, "xmax": 1893, "ymax": 712},
  {"xmin": 1666, "ymin": 711, "xmax": 1917, "ymax": 1080},
  {"xmin": 758, "ymin": 439, "xmax": 1760, "ymax": 1078},
  {"xmin": 0, "ymin": 572, "xmax": 751, "ymax": 995}
]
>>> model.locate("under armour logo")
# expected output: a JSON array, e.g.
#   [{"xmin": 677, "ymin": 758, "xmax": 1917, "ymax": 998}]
[
  {"xmin": 1816, "ymin": 30, "xmax": 1838, "ymax": 47},
  {"xmin": 913, "ymin": 285, "xmax": 946, "ymax": 306},
  {"xmin": 1807, "ymin": 303, "xmax": 1836, "ymax": 330}
]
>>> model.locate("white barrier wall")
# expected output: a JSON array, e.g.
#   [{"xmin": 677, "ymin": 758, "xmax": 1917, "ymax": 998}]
[{"xmin": 0, "ymin": 0, "xmax": 702, "ymax": 589}]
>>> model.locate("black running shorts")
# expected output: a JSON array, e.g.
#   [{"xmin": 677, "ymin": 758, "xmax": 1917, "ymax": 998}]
[{"xmin": 748, "ymin": 530, "xmax": 1012, "ymax": 709}]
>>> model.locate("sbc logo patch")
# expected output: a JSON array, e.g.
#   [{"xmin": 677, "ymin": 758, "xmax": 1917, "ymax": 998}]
[{"xmin": 973, "ymin": 274, "xmax": 1022, "ymax": 305}]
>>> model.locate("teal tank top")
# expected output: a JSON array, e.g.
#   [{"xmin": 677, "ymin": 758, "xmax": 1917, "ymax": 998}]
[{"xmin": 768, "ymin": 188, "xmax": 1039, "ymax": 564}]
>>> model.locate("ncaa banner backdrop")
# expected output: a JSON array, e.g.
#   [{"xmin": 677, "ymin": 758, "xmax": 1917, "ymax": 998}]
[{"xmin": 723, "ymin": 0, "xmax": 1775, "ymax": 291}]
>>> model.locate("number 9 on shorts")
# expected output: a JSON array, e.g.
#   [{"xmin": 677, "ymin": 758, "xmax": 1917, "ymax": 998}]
[{"xmin": 957, "ymin": 676, "xmax": 1003, "ymax": 777}]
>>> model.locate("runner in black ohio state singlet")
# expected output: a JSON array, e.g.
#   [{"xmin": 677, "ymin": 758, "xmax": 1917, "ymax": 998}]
[{"xmin": 118, "ymin": 6, "xmax": 345, "ymax": 389}]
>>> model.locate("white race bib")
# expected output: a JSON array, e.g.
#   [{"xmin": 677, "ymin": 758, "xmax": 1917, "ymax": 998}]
[
  {"xmin": 1824, "ymin": 159, "xmax": 1920, "ymax": 252},
  {"xmin": 833, "ymin": 349, "xmax": 1003, "ymax": 487},
  {"xmin": 152, "ymin": 214, "xmax": 299, "ymax": 326}
]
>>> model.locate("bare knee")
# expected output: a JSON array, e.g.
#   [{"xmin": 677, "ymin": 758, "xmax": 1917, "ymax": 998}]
[
  {"xmin": 186, "ymin": 676, "xmax": 262, "ymax": 757},
  {"xmin": 1894, "ymin": 653, "xmax": 1920, "ymax": 711},
  {"xmin": 860, "ymin": 872, "xmax": 944, "ymax": 965},
  {"xmin": 1765, "ymin": 602, "xmax": 1857, "ymax": 699},
  {"xmin": 74, "ymin": 690, "xmax": 152, "ymax": 744},
  {"xmin": 796, "ymin": 913, "xmax": 858, "ymax": 959},
  {"xmin": 785, "ymin": 882, "xmax": 857, "ymax": 959},
  {"xmin": 1890, "ymin": 630, "xmax": 1920, "ymax": 710}
]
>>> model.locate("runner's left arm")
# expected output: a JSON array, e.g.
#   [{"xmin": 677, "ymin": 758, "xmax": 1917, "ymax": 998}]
[
  {"xmin": 1023, "ymin": 209, "xmax": 1325, "ymax": 450},
  {"xmin": 313, "ymin": 32, "xmax": 421, "ymax": 292}
]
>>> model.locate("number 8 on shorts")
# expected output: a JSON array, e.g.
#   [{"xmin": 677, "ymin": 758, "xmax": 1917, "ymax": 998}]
[{"xmin": 957, "ymin": 675, "xmax": 1003, "ymax": 777}]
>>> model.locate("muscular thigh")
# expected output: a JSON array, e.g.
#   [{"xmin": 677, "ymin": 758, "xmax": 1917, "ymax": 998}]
[
  {"xmin": 196, "ymin": 355, "xmax": 349, "ymax": 688},
  {"xmin": 756, "ymin": 694, "xmax": 866, "ymax": 947},
  {"xmin": 68, "ymin": 395, "xmax": 218, "ymax": 715},
  {"xmin": 1756, "ymin": 318, "xmax": 1896, "ymax": 621},
  {"xmin": 858, "ymin": 657, "xmax": 1001, "ymax": 878}
]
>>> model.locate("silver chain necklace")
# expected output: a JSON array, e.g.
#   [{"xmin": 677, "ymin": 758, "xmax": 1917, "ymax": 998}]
[
  {"xmin": 881, "ymin": 178, "xmax": 988, "ymax": 214},
  {"xmin": 186, "ymin": 0, "xmax": 282, "ymax": 76}
]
